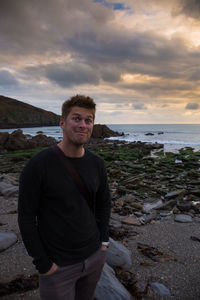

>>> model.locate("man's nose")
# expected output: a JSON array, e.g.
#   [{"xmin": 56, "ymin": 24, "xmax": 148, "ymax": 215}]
[{"xmin": 79, "ymin": 119, "xmax": 87, "ymax": 127}]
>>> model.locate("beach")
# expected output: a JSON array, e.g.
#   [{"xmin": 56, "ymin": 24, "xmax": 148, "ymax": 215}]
[{"xmin": 0, "ymin": 134, "xmax": 200, "ymax": 299}]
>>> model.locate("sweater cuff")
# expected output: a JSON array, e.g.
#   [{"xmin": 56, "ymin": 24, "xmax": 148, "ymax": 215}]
[{"xmin": 33, "ymin": 258, "xmax": 53, "ymax": 274}]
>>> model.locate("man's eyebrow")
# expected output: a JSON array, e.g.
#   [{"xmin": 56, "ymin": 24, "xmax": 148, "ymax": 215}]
[{"xmin": 72, "ymin": 113, "xmax": 93, "ymax": 118}]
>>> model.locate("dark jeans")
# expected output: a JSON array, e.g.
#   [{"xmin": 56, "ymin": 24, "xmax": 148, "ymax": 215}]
[{"xmin": 39, "ymin": 248, "xmax": 106, "ymax": 300}]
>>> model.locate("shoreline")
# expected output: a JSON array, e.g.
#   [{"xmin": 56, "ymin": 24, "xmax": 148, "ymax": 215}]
[{"xmin": 1, "ymin": 124, "xmax": 200, "ymax": 154}]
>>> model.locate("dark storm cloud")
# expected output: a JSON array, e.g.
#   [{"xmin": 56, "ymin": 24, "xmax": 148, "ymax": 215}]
[
  {"xmin": 120, "ymin": 80, "xmax": 194, "ymax": 97},
  {"xmin": 187, "ymin": 67, "xmax": 200, "ymax": 81},
  {"xmin": 1, "ymin": 0, "xmax": 200, "ymax": 109},
  {"xmin": 45, "ymin": 63, "xmax": 100, "ymax": 87},
  {"xmin": 0, "ymin": 0, "xmax": 113, "ymax": 57},
  {"xmin": 67, "ymin": 29, "xmax": 200, "ymax": 81},
  {"xmin": 0, "ymin": 70, "xmax": 18, "ymax": 87},
  {"xmin": 175, "ymin": 0, "xmax": 200, "ymax": 19},
  {"xmin": 185, "ymin": 103, "xmax": 200, "ymax": 110},
  {"xmin": 100, "ymin": 67, "xmax": 121, "ymax": 83},
  {"xmin": 1, "ymin": 0, "xmax": 199, "ymax": 86}
]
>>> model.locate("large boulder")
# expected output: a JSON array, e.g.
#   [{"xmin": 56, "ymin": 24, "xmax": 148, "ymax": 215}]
[
  {"xmin": 29, "ymin": 134, "xmax": 57, "ymax": 148},
  {"xmin": 92, "ymin": 124, "xmax": 123, "ymax": 139},
  {"xmin": 95, "ymin": 263, "xmax": 133, "ymax": 300},
  {"xmin": 0, "ymin": 132, "xmax": 9, "ymax": 149},
  {"xmin": 0, "ymin": 130, "xmax": 57, "ymax": 150},
  {"xmin": 3, "ymin": 129, "xmax": 29, "ymax": 150},
  {"xmin": 106, "ymin": 238, "xmax": 132, "ymax": 270}
]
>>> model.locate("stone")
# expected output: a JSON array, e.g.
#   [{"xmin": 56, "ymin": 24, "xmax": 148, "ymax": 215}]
[
  {"xmin": 177, "ymin": 203, "xmax": 192, "ymax": 212},
  {"xmin": 142, "ymin": 200, "xmax": 163, "ymax": 213},
  {"xmin": 129, "ymin": 202, "xmax": 143, "ymax": 210},
  {"xmin": 150, "ymin": 282, "xmax": 171, "ymax": 297},
  {"xmin": 0, "ymin": 231, "xmax": 18, "ymax": 252},
  {"xmin": 29, "ymin": 134, "xmax": 57, "ymax": 148},
  {"xmin": 92, "ymin": 124, "xmax": 123, "ymax": 139},
  {"xmin": 122, "ymin": 216, "xmax": 141, "ymax": 226},
  {"xmin": 106, "ymin": 238, "xmax": 132, "ymax": 270},
  {"xmin": 0, "ymin": 132, "xmax": 9, "ymax": 148},
  {"xmin": 189, "ymin": 189, "xmax": 200, "ymax": 196},
  {"xmin": 95, "ymin": 263, "xmax": 133, "ymax": 300},
  {"xmin": 139, "ymin": 212, "xmax": 157, "ymax": 224},
  {"xmin": 0, "ymin": 181, "xmax": 18, "ymax": 198},
  {"xmin": 174, "ymin": 214, "xmax": 193, "ymax": 223},
  {"xmin": 165, "ymin": 189, "xmax": 186, "ymax": 199},
  {"xmin": 4, "ymin": 129, "xmax": 29, "ymax": 150}
]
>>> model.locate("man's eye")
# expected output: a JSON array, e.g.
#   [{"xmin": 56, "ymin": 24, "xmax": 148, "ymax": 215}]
[
  {"xmin": 85, "ymin": 119, "xmax": 93, "ymax": 125},
  {"xmin": 73, "ymin": 117, "xmax": 81, "ymax": 121}
]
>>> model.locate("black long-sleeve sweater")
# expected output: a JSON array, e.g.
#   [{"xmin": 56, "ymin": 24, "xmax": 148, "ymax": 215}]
[{"xmin": 18, "ymin": 146, "xmax": 111, "ymax": 274}]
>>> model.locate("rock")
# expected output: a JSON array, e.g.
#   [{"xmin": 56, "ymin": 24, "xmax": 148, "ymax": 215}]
[
  {"xmin": 0, "ymin": 132, "xmax": 9, "ymax": 149},
  {"xmin": 106, "ymin": 238, "xmax": 132, "ymax": 270},
  {"xmin": 95, "ymin": 263, "xmax": 133, "ymax": 300},
  {"xmin": 142, "ymin": 200, "xmax": 163, "ymax": 213},
  {"xmin": 150, "ymin": 282, "xmax": 171, "ymax": 298},
  {"xmin": 92, "ymin": 124, "xmax": 123, "ymax": 139},
  {"xmin": 139, "ymin": 212, "xmax": 157, "ymax": 224},
  {"xmin": 189, "ymin": 189, "xmax": 200, "ymax": 196},
  {"xmin": 29, "ymin": 134, "xmax": 57, "ymax": 148},
  {"xmin": 1, "ymin": 130, "xmax": 57, "ymax": 150},
  {"xmin": 165, "ymin": 189, "xmax": 186, "ymax": 199},
  {"xmin": 0, "ymin": 181, "xmax": 18, "ymax": 198},
  {"xmin": 159, "ymin": 199, "xmax": 177, "ymax": 210},
  {"xmin": 145, "ymin": 132, "xmax": 154, "ymax": 136},
  {"xmin": 177, "ymin": 203, "xmax": 192, "ymax": 212},
  {"xmin": 0, "ymin": 231, "xmax": 18, "ymax": 252},
  {"xmin": 129, "ymin": 202, "xmax": 143, "ymax": 210},
  {"xmin": 122, "ymin": 216, "xmax": 141, "ymax": 226},
  {"xmin": 4, "ymin": 129, "xmax": 29, "ymax": 150},
  {"xmin": 174, "ymin": 214, "xmax": 193, "ymax": 223}
]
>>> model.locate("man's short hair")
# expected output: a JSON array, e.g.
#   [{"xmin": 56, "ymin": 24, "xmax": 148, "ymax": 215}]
[{"xmin": 61, "ymin": 95, "xmax": 96, "ymax": 120}]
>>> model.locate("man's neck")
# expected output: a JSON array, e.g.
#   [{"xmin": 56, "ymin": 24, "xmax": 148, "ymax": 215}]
[{"xmin": 57, "ymin": 141, "xmax": 85, "ymax": 158}]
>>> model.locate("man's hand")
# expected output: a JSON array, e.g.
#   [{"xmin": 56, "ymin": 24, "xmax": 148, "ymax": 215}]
[
  {"xmin": 43, "ymin": 263, "xmax": 58, "ymax": 275},
  {"xmin": 101, "ymin": 245, "xmax": 108, "ymax": 251}
]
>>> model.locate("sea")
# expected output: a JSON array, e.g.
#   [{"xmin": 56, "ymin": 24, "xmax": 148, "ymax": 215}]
[{"xmin": 1, "ymin": 124, "xmax": 200, "ymax": 153}]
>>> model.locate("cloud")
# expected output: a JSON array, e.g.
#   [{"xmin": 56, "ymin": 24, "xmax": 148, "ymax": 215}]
[
  {"xmin": 0, "ymin": 0, "xmax": 113, "ymax": 58},
  {"xmin": 132, "ymin": 103, "xmax": 147, "ymax": 110},
  {"xmin": 45, "ymin": 63, "xmax": 100, "ymax": 87},
  {"xmin": 174, "ymin": 0, "xmax": 200, "ymax": 19},
  {"xmin": 185, "ymin": 103, "xmax": 200, "ymax": 110},
  {"xmin": 0, "ymin": 0, "xmax": 200, "ymax": 124},
  {"xmin": 0, "ymin": 70, "xmax": 18, "ymax": 87}
]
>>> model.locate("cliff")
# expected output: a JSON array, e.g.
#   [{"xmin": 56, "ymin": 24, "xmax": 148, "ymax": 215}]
[{"xmin": 0, "ymin": 95, "xmax": 60, "ymax": 129}]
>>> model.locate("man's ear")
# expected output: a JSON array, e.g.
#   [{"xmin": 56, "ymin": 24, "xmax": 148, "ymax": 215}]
[{"xmin": 60, "ymin": 118, "xmax": 64, "ymax": 128}]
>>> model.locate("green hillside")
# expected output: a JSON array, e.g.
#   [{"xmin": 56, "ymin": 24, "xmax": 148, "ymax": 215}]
[{"xmin": 0, "ymin": 95, "xmax": 60, "ymax": 129}]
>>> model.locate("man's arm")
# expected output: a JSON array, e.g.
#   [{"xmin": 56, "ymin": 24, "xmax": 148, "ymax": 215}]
[
  {"xmin": 95, "ymin": 160, "xmax": 111, "ymax": 245},
  {"xmin": 18, "ymin": 158, "xmax": 53, "ymax": 274}
]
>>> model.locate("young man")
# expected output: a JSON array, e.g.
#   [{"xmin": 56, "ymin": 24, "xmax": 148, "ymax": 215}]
[{"xmin": 18, "ymin": 95, "xmax": 111, "ymax": 300}]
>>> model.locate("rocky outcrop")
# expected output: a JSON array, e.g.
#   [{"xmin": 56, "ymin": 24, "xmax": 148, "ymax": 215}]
[
  {"xmin": 92, "ymin": 124, "xmax": 123, "ymax": 139},
  {"xmin": 0, "ymin": 95, "xmax": 60, "ymax": 129},
  {"xmin": 0, "ymin": 129, "xmax": 57, "ymax": 150}
]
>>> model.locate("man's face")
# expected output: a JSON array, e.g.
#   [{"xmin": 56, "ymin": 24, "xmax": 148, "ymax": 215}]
[{"xmin": 60, "ymin": 106, "xmax": 94, "ymax": 146}]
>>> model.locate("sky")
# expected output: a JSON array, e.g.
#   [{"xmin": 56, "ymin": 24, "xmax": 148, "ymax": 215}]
[{"xmin": 0, "ymin": 0, "xmax": 200, "ymax": 124}]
